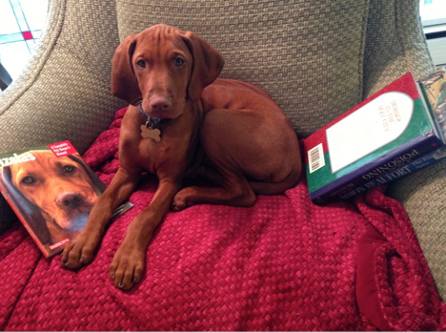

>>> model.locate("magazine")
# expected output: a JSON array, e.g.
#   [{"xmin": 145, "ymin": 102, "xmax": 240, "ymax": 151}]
[{"xmin": 0, "ymin": 140, "xmax": 133, "ymax": 257}]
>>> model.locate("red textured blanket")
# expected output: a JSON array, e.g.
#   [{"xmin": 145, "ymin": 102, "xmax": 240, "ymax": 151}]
[{"xmin": 1, "ymin": 107, "xmax": 445, "ymax": 331}]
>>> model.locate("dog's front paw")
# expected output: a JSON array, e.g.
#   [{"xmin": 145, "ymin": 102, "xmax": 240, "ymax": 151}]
[
  {"xmin": 61, "ymin": 230, "xmax": 102, "ymax": 270},
  {"xmin": 171, "ymin": 189, "xmax": 191, "ymax": 211},
  {"xmin": 109, "ymin": 240, "xmax": 145, "ymax": 291}
]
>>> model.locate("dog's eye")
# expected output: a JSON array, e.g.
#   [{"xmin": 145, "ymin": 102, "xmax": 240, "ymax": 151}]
[
  {"xmin": 137, "ymin": 60, "xmax": 146, "ymax": 68},
  {"xmin": 174, "ymin": 58, "xmax": 184, "ymax": 67},
  {"xmin": 63, "ymin": 165, "xmax": 75, "ymax": 173},
  {"xmin": 21, "ymin": 176, "xmax": 35, "ymax": 185}
]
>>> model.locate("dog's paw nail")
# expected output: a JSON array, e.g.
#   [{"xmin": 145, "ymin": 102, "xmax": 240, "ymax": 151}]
[
  {"xmin": 118, "ymin": 282, "xmax": 123, "ymax": 289},
  {"xmin": 79, "ymin": 257, "xmax": 85, "ymax": 264},
  {"xmin": 111, "ymin": 274, "xmax": 115, "ymax": 280}
]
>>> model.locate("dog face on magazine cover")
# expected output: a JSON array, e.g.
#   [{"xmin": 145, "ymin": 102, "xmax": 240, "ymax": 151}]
[{"xmin": 5, "ymin": 151, "xmax": 99, "ymax": 240}]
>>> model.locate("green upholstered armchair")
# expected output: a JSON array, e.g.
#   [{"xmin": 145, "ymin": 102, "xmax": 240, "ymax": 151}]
[{"xmin": 0, "ymin": 0, "xmax": 444, "ymax": 300}]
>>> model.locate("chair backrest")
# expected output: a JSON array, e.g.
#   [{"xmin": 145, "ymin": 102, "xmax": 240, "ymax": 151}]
[
  {"xmin": 0, "ymin": 0, "xmax": 434, "ymax": 154},
  {"xmin": 117, "ymin": 0, "xmax": 367, "ymax": 137},
  {"xmin": 115, "ymin": 0, "xmax": 434, "ymax": 137}
]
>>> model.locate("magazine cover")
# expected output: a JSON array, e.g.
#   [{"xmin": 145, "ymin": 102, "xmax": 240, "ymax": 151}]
[{"xmin": 0, "ymin": 140, "xmax": 132, "ymax": 257}]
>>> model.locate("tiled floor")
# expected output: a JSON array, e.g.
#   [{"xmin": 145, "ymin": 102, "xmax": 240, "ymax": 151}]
[{"xmin": 0, "ymin": 0, "xmax": 48, "ymax": 81}]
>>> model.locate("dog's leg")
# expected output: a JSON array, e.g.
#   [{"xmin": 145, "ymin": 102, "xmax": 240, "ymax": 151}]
[
  {"xmin": 172, "ymin": 166, "xmax": 256, "ymax": 210},
  {"xmin": 109, "ymin": 178, "xmax": 180, "ymax": 290},
  {"xmin": 184, "ymin": 163, "xmax": 225, "ymax": 187},
  {"xmin": 62, "ymin": 168, "xmax": 140, "ymax": 269},
  {"xmin": 172, "ymin": 107, "xmax": 301, "ymax": 210}
]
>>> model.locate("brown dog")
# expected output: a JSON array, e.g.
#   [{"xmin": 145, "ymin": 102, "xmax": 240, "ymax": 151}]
[
  {"xmin": 4, "ymin": 151, "xmax": 99, "ymax": 244},
  {"xmin": 62, "ymin": 24, "xmax": 301, "ymax": 290}
]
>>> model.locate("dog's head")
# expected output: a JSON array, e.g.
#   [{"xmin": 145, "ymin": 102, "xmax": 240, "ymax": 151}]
[
  {"xmin": 7, "ymin": 151, "xmax": 99, "ymax": 232},
  {"xmin": 111, "ymin": 24, "xmax": 224, "ymax": 119}
]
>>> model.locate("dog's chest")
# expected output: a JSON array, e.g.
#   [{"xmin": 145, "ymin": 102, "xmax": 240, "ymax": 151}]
[
  {"xmin": 136, "ymin": 136, "xmax": 172, "ymax": 173},
  {"xmin": 120, "ymin": 127, "xmax": 189, "ymax": 177},
  {"xmin": 119, "ymin": 106, "xmax": 196, "ymax": 177}
]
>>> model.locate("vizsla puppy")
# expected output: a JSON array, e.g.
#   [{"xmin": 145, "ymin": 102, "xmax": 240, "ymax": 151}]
[{"xmin": 62, "ymin": 24, "xmax": 301, "ymax": 290}]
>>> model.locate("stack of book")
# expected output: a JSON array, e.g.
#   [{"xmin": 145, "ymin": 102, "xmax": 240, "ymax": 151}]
[{"xmin": 303, "ymin": 68, "xmax": 446, "ymax": 205}]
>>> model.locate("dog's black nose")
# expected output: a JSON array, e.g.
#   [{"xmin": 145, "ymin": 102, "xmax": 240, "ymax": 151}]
[{"xmin": 56, "ymin": 192, "xmax": 83, "ymax": 207}]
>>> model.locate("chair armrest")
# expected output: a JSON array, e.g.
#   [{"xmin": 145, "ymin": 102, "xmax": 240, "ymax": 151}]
[
  {"xmin": 0, "ymin": 0, "xmax": 125, "ymax": 155},
  {"xmin": 388, "ymin": 159, "xmax": 446, "ymax": 300},
  {"xmin": 361, "ymin": 0, "xmax": 445, "ymax": 300},
  {"xmin": 362, "ymin": 0, "xmax": 435, "ymax": 97},
  {"xmin": 0, "ymin": 0, "xmax": 126, "ymax": 232}
]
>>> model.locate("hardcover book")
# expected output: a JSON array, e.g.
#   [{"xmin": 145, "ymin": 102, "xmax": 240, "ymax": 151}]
[
  {"xmin": 0, "ymin": 140, "xmax": 133, "ymax": 257},
  {"xmin": 334, "ymin": 68, "xmax": 446, "ymax": 200},
  {"xmin": 303, "ymin": 72, "xmax": 446, "ymax": 204}
]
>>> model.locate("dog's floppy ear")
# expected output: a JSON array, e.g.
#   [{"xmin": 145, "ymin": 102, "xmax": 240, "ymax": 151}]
[
  {"xmin": 181, "ymin": 31, "xmax": 224, "ymax": 101},
  {"xmin": 111, "ymin": 34, "xmax": 142, "ymax": 105}
]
